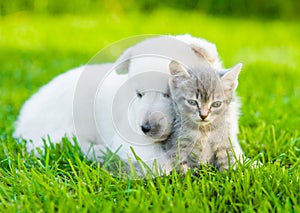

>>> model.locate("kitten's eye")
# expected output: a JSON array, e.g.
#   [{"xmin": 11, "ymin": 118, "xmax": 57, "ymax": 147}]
[
  {"xmin": 136, "ymin": 90, "xmax": 143, "ymax": 98},
  {"xmin": 186, "ymin": 99, "xmax": 198, "ymax": 106},
  {"xmin": 211, "ymin": 101, "xmax": 222, "ymax": 108}
]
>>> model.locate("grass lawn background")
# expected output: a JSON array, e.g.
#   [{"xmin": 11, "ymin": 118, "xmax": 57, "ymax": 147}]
[{"xmin": 0, "ymin": 9, "xmax": 299, "ymax": 212}]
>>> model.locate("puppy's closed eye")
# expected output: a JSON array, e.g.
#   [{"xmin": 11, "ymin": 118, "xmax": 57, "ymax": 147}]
[
  {"xmin": 136, "ymin": 90, "xmax": 143, "ymax": 98},
  {"xmin": 163, "ymin": 93, "xmax": 170, "ymax": 98}
]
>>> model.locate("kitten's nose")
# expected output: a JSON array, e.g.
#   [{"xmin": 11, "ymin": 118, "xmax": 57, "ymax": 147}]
[
  {"xmin": 200, "ymin": 114, "xmax": 208, "ymax": 120},
  {"xmin": 141, "ymin": 123, "xmax": 151, "ymax": 133}
]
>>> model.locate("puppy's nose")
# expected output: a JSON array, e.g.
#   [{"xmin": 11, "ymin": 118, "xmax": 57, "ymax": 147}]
[{"xmin": 141, "ymin": 123, "xmax": 151, "ymax": 133}]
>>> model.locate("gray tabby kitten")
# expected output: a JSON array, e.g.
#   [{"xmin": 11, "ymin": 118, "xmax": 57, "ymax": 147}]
[{"xmin": 164, "ymin": 60, "xmax": 244, "ymax": 172}]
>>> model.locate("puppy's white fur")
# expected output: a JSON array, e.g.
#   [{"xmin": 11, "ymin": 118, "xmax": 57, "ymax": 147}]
[{"xmin": 14, "ymin": 64, "xmax": 119, "ymax": 155}]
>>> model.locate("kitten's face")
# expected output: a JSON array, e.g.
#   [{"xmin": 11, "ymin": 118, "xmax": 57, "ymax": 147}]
[
  {"xmin": 169, "ymin": 61, "xmax": 242, "ymax": 126},
  {"xmin": 179, "ymin": 77, "xmax": 225, "ymax": 125}
]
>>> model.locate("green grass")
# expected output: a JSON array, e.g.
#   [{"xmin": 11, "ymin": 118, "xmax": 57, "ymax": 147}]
[{"xmin": 0, "ymin": 9, "xmax": 299, "ymax": 212}]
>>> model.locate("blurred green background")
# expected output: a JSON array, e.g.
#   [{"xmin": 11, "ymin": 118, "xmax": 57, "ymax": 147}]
[{"xmin": 1, "ymin": 0, "xmax": 300, "ymax": 19}]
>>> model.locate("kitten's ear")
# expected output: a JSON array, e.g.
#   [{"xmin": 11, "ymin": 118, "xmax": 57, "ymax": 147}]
[
  {"xmin": 169, "ymin": 60, "xmax": 190, "ymax": 78},
  {"xmin": 221, "ymin": 63, "xmax": 242, "ymax": 94}
]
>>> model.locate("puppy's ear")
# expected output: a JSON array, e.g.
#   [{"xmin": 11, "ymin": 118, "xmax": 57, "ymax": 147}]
[
  {"xmin": 115, "ymin": 47, "xmax": 132, "ymax": 74},
  {"xmin": 169, "ymin": 60, "xmax": 190, "ymax": 78},
  {"xmin": 191, "ymin": 45, "xmax": 216, "ymax": 64}
]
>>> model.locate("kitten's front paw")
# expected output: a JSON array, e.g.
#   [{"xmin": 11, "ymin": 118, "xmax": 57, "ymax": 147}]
[
  {"xmin": 172, "ymin": 162, "xmax": 190, "ymax": 175},
  {"xmin": 180, "ymin": 162, "xmax": 190, "ymax": 174}
]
